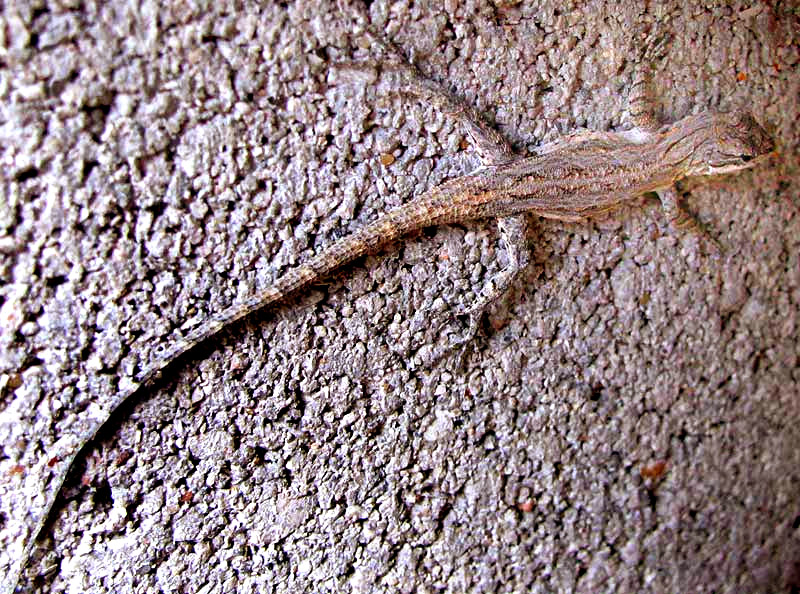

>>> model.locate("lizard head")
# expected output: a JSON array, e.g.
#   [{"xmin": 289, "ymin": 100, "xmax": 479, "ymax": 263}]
[{"xmin": 680, "ymin": 110, "xmax": 774, "ymax": 177}]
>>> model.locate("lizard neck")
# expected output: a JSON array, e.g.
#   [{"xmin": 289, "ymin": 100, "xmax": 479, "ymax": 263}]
[{"xmin": 654, "ymin": 111, "xmax": 720, "ymax": 175}]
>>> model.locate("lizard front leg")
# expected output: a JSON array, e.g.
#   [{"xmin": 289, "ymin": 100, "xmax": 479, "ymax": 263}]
[
  {"xmin": 626, "ymin": 31, "xmax": 672, "ymax": 133},
  {"xmin": 657, "ymin": 187, "xmax": 723, "ymax": 253}
]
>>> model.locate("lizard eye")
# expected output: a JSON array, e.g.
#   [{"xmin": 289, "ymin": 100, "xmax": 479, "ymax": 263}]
[{"xmin": 740, "ymin": 154, "xmax": 753, "ymax": 163}]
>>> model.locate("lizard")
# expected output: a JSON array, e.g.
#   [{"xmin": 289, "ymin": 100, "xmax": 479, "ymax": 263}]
[{"xmin": 5, "ymin": 6, "xmax": 774, "ymax": 593}]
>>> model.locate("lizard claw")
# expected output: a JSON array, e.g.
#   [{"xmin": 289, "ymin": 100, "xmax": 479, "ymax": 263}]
[
  {"xmin": 673, "ymin": 209, "xmax": 726, "ymax": 257},
  {"xmin": 412, "ymin": 302, "xmax": 483, "ymax": 368},
  {"xmin": 702, "ymin": 229, "xmax": 726, "ymax": 258},
  {"xmin": 642, "ymin": 30, "xmax": 673, "ymax": 64},
  {"xmin": 444, "ymin": 305, "xmax": 484, "ymax": 367}
]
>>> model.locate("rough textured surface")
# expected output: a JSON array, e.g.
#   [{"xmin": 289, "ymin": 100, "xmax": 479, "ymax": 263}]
[{"xmin": 1, "ymin": 1, "xmax": 798, "ymax": 593}]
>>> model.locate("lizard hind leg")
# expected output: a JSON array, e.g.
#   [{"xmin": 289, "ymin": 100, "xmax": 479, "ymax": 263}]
[
  {"xmin": 338, "ymin": 0, "xmax": 515, "ymax": 167},
  {"xmin": 444, "ymin": 214, "xmax": 531, "ymax": 362}
]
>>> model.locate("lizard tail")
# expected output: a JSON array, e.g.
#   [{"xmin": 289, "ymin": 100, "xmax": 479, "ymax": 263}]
[
  {"xmin": 11, "ymin": 182, "xmax": 480, "ymax": 594},
  {"xmin": 151, "ymin": 176, "xmax": 482, "ymax": 385}
]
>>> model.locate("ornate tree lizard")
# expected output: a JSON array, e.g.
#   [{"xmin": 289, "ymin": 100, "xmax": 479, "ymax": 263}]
[{"xmin": 6, "ymin": 7, "xmax": 774, "ymax": 592}]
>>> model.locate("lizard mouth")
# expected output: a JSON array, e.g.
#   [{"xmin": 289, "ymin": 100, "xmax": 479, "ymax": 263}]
[
  {"xmin": 703, "ymin": 162, "xmax": 756, "ymax": 175},
  {"xmin": 705, "ymin": 150, "xmax": 773, "ymax": 174}
]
